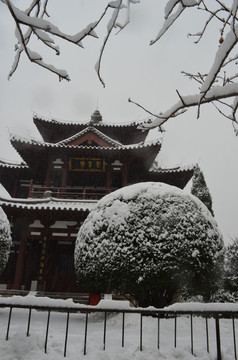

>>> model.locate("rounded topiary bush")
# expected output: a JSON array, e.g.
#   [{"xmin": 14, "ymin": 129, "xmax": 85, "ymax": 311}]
[
  {"xmin": 74, "ymin": 182, "xmax": 224, "ymax": 307},
  {"xmin": 0, "ymin": 207, "xmax": 11, "ymax": 274}
]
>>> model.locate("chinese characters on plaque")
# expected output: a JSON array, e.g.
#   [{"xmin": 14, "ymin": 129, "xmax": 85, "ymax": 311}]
[{"xmin": 69, "ymin": 158, "xmax": 105, "ymax": 172}]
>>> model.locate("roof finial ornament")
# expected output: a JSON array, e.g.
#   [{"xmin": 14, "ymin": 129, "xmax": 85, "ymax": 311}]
[{"xmin": 91, "ymin": 109, "xmax": 102, "ymax": 123}]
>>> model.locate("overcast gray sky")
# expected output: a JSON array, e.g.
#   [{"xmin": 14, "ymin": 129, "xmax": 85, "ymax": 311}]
[{"xmin": 0, "ymin": 0, "xmax": 238, "ymax": 243}]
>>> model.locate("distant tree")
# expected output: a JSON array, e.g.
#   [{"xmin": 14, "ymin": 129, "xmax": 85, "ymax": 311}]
[
  {"xmin": 211, "ymin": 237, "xmax": 238, "ymax": 303},
  {"xmin": 191, "ymin": 166, "xmax": 214, "ymax": 216},
  {"xmin": 74, "ymin": 182, "xmax": 224, "ymax": 308},
  {"xmin": 0, "ymin": 207, "xmax": 11, "ymax": 274},
  {"xmin": 224, "ymin": 238, "xmax": 238, "ymax": 294},
  {"xmin": 2, "ymin": 1, "xmax": 238, "ymax": 133}
]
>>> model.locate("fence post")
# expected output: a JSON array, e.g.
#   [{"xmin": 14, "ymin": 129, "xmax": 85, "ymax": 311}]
[
  {"xmin": 84, "ymin": 311, "xmax": 89, "ymax": 355},
  {"xmin": 26, "ymin": 308, "xmax": 32, "ymax": 337},
  {"xmin": 157, "ymin": 315, "xmax": 160, "ymax": 349},
  {"xmin": 232, "ymin": 315, "xmax": 237, "ymax": 360},
  {"xmin": 44, "ymin": 310, "xmax": 51, "ymax": 354},
  {"xmin": 190, "ymin": 314, "xmax": 194, "ymax": 355},
  {"xmin": 6, "ymin": 307, "xmax": 12, "ymax": 341},
  {"xmin": 122, "ymin": 312, "xmax": 125, "ymax": 347},
  {"xmin": 215, "ymin": 314, "xmax": 222, "ymax": 360},
  {"xmin": 205, "ymin": 316, "xmax": 209, "ymax": 353},
  {"xmin": 174, "ymin": 314, "xmax": 177, "ymax": 348},
  {"xmin": 64, "ymin": 311, "xmax": 70, "ymax": 357},
  {"xmin": 103, "ymin": 312, "xmax": 107, "ymax": 350},
  {"xmin": 140, "ymin": 313, "xmax": 143, "ymax": 351}
]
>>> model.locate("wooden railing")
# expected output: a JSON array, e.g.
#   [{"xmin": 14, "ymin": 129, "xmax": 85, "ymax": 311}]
[{"xmin": 20, "ymin": 181, "xmax": 114, "ymax": 200}]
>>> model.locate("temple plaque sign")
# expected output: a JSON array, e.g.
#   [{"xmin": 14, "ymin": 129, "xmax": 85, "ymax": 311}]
[{"xmin": 69, "ymin": 158, "xmax": 105, "ymax": 172}]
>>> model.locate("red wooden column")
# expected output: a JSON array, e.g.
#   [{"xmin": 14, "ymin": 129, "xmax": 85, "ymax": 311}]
[
  {"xmin": 121, "ymin": 163, "xmax": 128, "ymax": 187},
  {"xmin": 106, "ymin": 161, "xmax": 112, "ymax": 192},
  {"xmin": 28, "ymin": 179, "xmax": 33, "ymax": 197},
  {"xmin": 61, "ymin": 162, "xmax": 68, "ymax": 188},
  {"xmin": 45, "ymin": 161, "xmax": 52, "ymax": 187},
  {"xmin": 12, "ymin": 218, "xmax": 31, "ymax": 290},
  {"xmin": 38, "ymin": 218, "xmax": 55, "ymax": 291},
  {"xmin": 13, "ymin": 178, "xmax": 19, "ymax": 198}
]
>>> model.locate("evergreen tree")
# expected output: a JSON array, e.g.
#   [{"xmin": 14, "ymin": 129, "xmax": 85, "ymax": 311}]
[
  {"xmin": 224, "ymin": 238, "xmax": 238, "ymax": 294},
  {"xmin": 191, "ymin": 166, "xmax": 214, "ymax": 216},
  {"xmin": 211, "ymin": 238, "xmax": 238, "ymax": 303},
  {"xmin": 75, "ymin": 182, "xmax": 224, "ymax": 307},
  {"xmin": 0, "ymin": 207, "xmax": 11, "ymax": 274}
]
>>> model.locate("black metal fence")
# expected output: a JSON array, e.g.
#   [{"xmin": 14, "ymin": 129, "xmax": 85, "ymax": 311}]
[{"xmin": 1, "ymin": 301, "xmax": 238, "ymax": 360}]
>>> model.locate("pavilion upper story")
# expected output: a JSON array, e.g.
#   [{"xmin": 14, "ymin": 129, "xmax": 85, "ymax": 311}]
[{"xmin": 0, "ymin": 111, "xmax": 194, "ymax": 202}]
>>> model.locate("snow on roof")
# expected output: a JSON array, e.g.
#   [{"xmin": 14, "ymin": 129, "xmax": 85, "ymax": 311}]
[
  {"xmin": 57, "ymin": 125, "xmax": 123, "ymax": 147},
  {"xmin": 33, "ymin": 114, "xmax": 145, "ymax": 128},
  {"xmin": 0, "ymin": 195, "xmax": 97, "ymax": 212},
  {"xmin": 0, "ymin": 158, "xmax": 28, "ymax": 169},
  {"xmin": 10, "ymin": 133, "xmax": 161, "ymax": 151},
  {"xmin": 149, "ymin": 164, "xmax": 196, "ymax": 173}
]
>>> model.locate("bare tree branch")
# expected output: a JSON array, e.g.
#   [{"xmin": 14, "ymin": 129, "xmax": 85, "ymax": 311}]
[
  {"xmin": 132, "ymin": 83, "xmax": 238, "ymax": 130},
  {"xmin": 95, "ymin": 0, "xmax": 123, "ymax": 87},
  {"xmin": 3, "ymin": 0, "xmax": 238, "ymax": 134},
  {"xmin": 135, "ymin": 0, "xmax": 238, "ymax": 134},
  {"xmin": 4, "ymin": 0, "xmax": 134, "ymax": 81}
]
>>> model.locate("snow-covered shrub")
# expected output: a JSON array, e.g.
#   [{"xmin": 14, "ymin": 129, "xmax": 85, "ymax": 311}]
[
  {"xmin": 223, "ymin": 238, "xmax": 238, "ymax": 294},
  {"xmin": 210, "ymin": 289, "xmax": 238, "ymax": 303},
  {"xmin": 0, "ymin": 207, "xmax": 11, "ymax": 274},
  {"xmin": 74, "ymin": 182, "xmax": 224, "ymax": 307}
]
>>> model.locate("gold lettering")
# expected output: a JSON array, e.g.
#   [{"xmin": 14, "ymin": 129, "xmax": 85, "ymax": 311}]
[
  {"xmin": 80, "ymin": 161, "xmax": 86, "ymax": 168},
  {"xmin": 96, "ymin": 161, "xmax": 101, "ymax": 169}
]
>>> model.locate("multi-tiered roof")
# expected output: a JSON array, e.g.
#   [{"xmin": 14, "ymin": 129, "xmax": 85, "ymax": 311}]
[
  {"xmin": 0, "ymin": 111, "xmax": 194, "ymax": 200},
  {"xmin": 0, "ymin": 110, "xmax": 195, "ymax": 293}
]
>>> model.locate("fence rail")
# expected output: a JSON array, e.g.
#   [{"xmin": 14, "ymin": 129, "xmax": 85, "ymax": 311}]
[{"xmin": 1, "ymin": 299, "xmax": 238, "ymax": 359}]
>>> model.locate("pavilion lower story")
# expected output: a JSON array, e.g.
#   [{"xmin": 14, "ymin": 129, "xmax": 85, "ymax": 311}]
[{"xmin": 0, "ymin": 199, "xmax": 95, "ymax": 293}]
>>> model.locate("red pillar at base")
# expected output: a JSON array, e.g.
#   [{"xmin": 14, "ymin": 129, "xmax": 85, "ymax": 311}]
[
  {"xmin": 89, "ymin": 294, "xmax": 101, "ymax": 306},
  {"xmin": 12, "ymin": 219, "xmax": 30, "ymax": 290}
]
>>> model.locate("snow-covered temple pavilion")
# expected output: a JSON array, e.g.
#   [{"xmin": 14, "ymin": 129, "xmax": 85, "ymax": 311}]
[{"xmin": 0, "ymin": 110, "xmax": 194, "ymax": 293}]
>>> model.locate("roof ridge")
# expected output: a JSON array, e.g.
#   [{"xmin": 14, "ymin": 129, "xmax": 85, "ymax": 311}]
[
  {"xmin": 33, "ymin": 114, "xmax": 147, "ymax": 128},
  {"xmin": 0, "ymin": 196, "xmax": 98, "ymax": 212},
  {"xmin": 0, "ymin": 157, "xmax": 27, "ymax": 167},
  {"xmin": 150, "ymin": 163, "xmax": 196, "ymax": 173},
  {"xmin": 123, "ymin": 138, "xmax": 161, "ymax": 149},
  {"xmin": 57, "ymin": 125, "xmax": 122, "ymax": 147},
  {"xmin": 10, "ymin": 133, "xmax": 44, "ymax": 144},
  {"xmin": 0, "ymin": 195, "xmax": 98, "ymax": 205},
  {"xmin": 10, "ymin": 133, "xmax": 161, "ymax": 151}
]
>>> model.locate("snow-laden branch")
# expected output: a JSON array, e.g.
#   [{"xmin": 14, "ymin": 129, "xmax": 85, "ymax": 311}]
[
  {"xmin": 5, "ymin": 0, "xmax": 101, "ymax": 81},
  {"xmin": 3, "ymin": 0, "xmax": 238, "ymax": 133},
  {"xmin": 95, "ymin": 0, "xmax": 123, "ymax": 87},
  {"xmin": 131, "ymin": 82, "xmax": 238, "ymax": 130},
  {"xmin": 133, "ymin": 0, "xmax": 238, "ymax": 134},
  {"xmin": 4, "ymin": 0, "xmax": 138, "ymax": 82},
  {"xmin": 200, "ymin": 25, "xmax": 238, "ymax": 95},
  {"xmin": 150, "ymin": 0, "xmax": 198, "ymax": 45}
]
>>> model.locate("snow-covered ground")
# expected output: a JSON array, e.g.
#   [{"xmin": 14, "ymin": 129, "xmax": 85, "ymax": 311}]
[{"xmin": 0, "ymin": 297, "xmax": 237, "ymax": 359}]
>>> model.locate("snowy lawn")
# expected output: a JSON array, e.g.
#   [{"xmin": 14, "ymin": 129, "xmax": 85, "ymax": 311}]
[{"xmin": 0, "ymin": 299, "xmax": 237, "ymax": 359}]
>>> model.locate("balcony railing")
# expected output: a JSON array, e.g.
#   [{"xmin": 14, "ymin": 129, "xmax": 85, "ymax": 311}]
[{"xmin": 20, "ymin": 181, "xmax": 115, "ymax": 200}]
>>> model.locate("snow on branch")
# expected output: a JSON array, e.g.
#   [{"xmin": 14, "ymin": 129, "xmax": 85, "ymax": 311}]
[
  {"xmin": 4, "ymin": 0, "xmax": 238, "ymax": 132},
  {"xmin": 4, "ymin": 0, "xmax": 138, "ymax": 82},
  {"xmin": 131, "ymin": 82, "xmax": 238, "ymax": 131},
  {"xmin": 150, "ymin": 0, "xmax": 198, "ymax": 45},
  {"xmin": 134, "ymin": 0, "xmax": 238, "ymax": 134}
]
